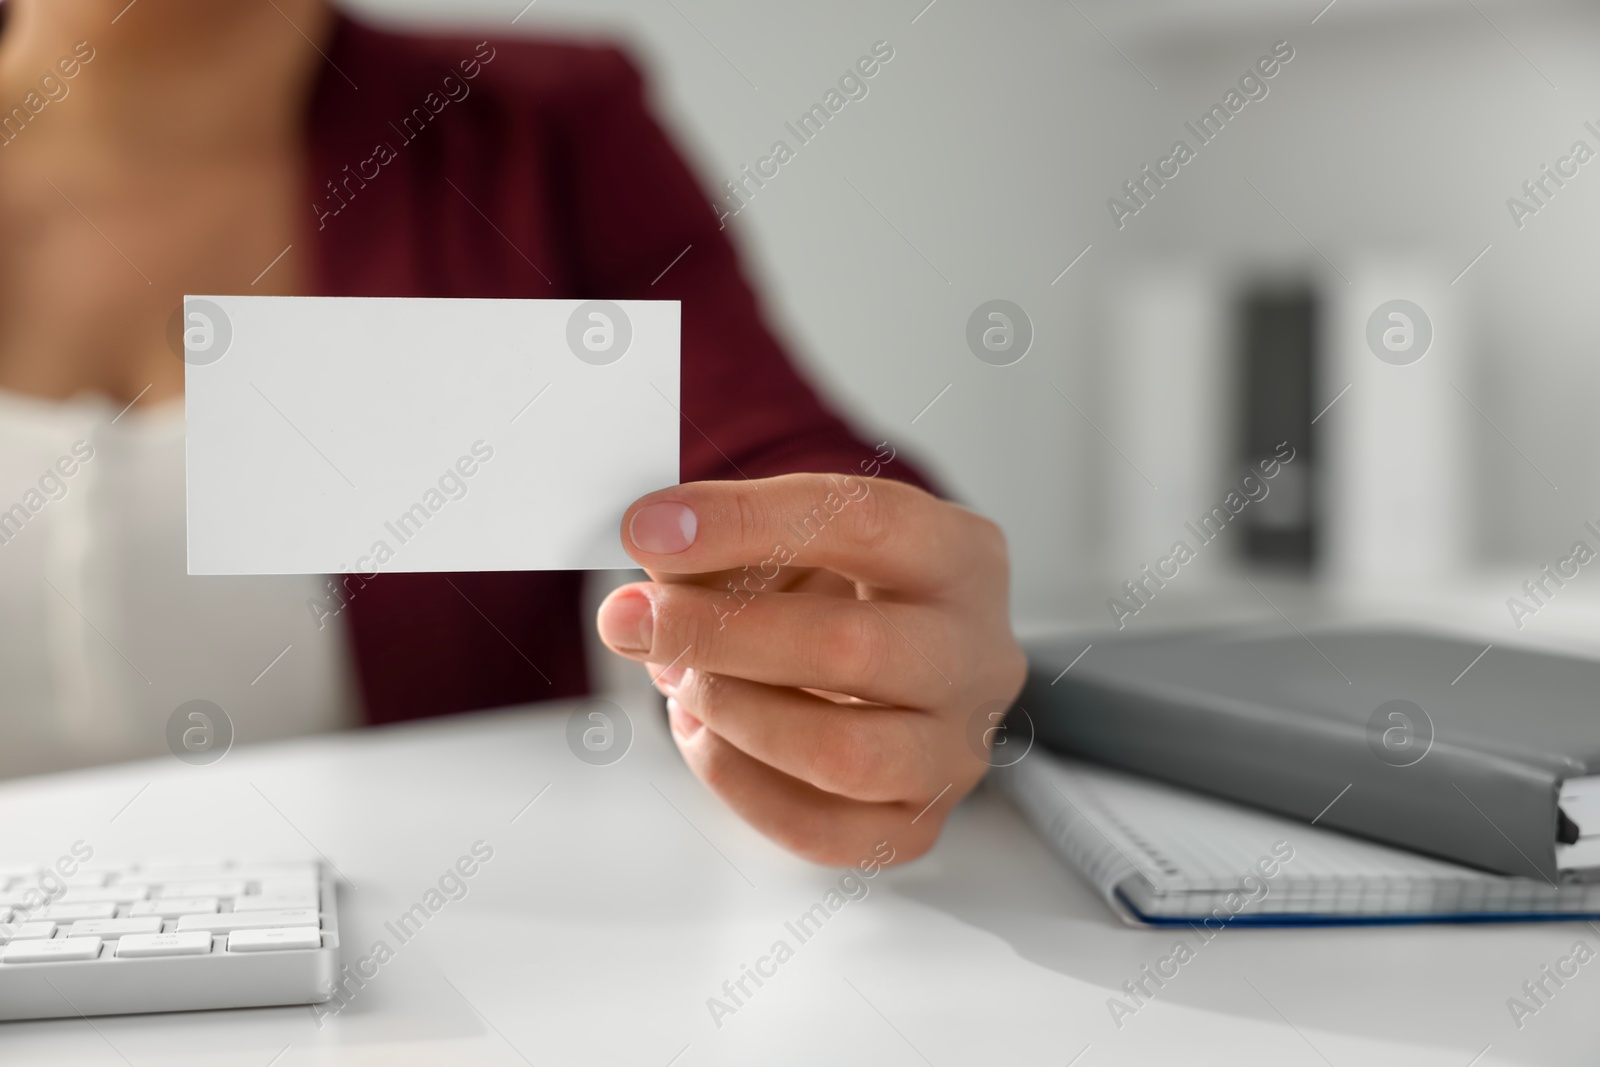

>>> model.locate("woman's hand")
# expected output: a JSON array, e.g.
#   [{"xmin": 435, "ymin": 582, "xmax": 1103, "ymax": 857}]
[{"xmin": 595, "ymin": 471, "xmax": 1026, "ymax": 866}]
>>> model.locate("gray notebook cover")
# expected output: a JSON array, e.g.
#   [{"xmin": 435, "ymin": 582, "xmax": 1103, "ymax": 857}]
[{"xmin": 1019, "ymin": 626, "xmax": 1599, "ymax": 882}]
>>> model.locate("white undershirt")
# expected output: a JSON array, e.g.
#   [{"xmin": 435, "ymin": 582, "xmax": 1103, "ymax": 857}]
[{"xmin": 0, "ymin": 388, "xmax": 356, "ymax": 778}]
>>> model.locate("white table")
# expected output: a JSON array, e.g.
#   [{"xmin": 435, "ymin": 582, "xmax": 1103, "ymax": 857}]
[{"xmin": 0, "ymin": 692, "xmax": 1589, "ymax": 1066}]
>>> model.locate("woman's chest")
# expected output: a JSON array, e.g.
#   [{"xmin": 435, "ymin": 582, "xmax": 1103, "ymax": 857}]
[{"xmin": 0, "ymin": 152, "xmax": 309, "ymax": 404}]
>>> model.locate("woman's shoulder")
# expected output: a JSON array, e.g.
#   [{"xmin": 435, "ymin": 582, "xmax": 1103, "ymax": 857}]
[{"xmin": 330, "ymin": 11, "xmax": 647, "ymax": 115}]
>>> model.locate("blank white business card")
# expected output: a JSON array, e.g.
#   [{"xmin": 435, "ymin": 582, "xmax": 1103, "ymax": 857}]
[{"xmin": 185, "ymin": 296, "xmax": 679, "ymax": 574}]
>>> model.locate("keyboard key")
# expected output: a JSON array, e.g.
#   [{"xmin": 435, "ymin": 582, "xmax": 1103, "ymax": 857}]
[
  {"xmin": 234, "ymin": 864, "xmax": 318, "ymax": 881},
  {"xmin": 176, "ymin": 909, "xmax": 319, "ymax": 934},
  {"xmin": 115, "ymin": 932, "xmax": 213, "ymax": 959},
  {"xmin": 73, "ymin": 865, "xmax": 134, "ymax": 878},
  {"xmin": 232, "ymin": 894, "xmax": 318, "ymax": 912},
  {"xmin": 67, "ymin": 918, "xmax": 164, "ymax": 938},
  {"xmin": 59, "ymin": 886, "xmax": 150, "ymax": 904},
  {"xmin": 31, "ymin": 903, "xmax": 118, "ymax": 921},
  {"xmin": 227, "ymin": 927, "xmax": 321, "ymax": 952},
  {"xmin": 127, "ymin": 870, "xmax": 242, "ymax": 886},
  {"xmin": 255, "ymin": 878, "xmax": 318, "ymax": 897},
  {"xmin": 0, "ymin": 922, "xmax": 55, "ymax": 942},
  {"xmin": 136, "ymin": 861, "xmax": 235, "ymax": 877},
  {"xmin": 2, "ymin": 937, "xmax": 102, "ymax": 963},
  {"xmin": 129, "ymin": 897, "xmax": 218, "ymax": 918},
  {"xmin": 58, "ymin": 872, "xmax": 110, "ymax": 888},
  {"xmin": 157, "ymin": 881, "xmax": 247, "ymax": 899}
]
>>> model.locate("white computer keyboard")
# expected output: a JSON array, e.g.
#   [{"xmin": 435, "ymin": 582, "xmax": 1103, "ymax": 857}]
[{"xmin": 0, "ymin": 859, "xmax": 337, "ymax": 1020}]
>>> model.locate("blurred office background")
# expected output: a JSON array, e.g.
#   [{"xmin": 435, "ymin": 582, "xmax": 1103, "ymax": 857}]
[{"xmin": 352, "ymin": 0, "xmax": 1600, "ymax": 641}]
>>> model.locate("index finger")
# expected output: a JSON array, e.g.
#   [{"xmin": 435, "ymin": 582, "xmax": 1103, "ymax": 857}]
[{"xmin": 620, "ymin": 473, "xmax": 974, "ymax": 593}]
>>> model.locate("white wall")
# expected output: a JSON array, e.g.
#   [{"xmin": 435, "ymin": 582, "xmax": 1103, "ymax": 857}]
[
  {"xmin": 1091, "ymin": 0, "xmax": 1600, "ymax": 570},
  {"xmin": 345, "ymin": 0, "xmax": 1599, "ymax": 627},
  {"xmin": 343, "ymin": 0, "xmax": 1102, "ymax": 626}
]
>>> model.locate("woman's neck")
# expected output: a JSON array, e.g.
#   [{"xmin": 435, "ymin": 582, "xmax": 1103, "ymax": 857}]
[{"xmin": 0, "ymin": 0, "xmax": 333, "ymax": 154}]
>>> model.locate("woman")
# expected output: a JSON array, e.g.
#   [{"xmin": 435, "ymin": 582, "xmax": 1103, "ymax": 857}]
[{"xmin": 0, "ymin": 0, "xmax": 1024, "ymax": 865}]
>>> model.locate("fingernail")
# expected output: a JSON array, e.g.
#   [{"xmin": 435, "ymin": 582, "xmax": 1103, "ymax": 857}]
[
  {"xmin": 667, "ymin": 697, "xmax": 702, "ymax": 739},
  {"xmin": 629, "ymin": 502, "xmax": 697, "ymax": 554},
  {"xmin": 598, "ymin": 589, "xmax": 653, "ymax": 654},
  {"xmin": 654, "ymin": 663, "xmax": 687, "ymax": 691}
]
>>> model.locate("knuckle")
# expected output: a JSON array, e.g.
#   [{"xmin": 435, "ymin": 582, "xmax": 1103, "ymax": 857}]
[
  {"xmin": 841, "ymin": 478, "xmax": 900, "ymax": 555},
  {"xmin": 690, "ymin": 729, "xmax": 736, "ymax": 793},
  {"xmin": 954, "ymin": 629, "xmax": 1025, "ymax": 708},
  {"xmin": 972, "ymin": 524, "xmax": 1011, "ymax": 585},
  {"xmin": 813, "ymin": 609, "xmax": 892, "ymax": 691},
  {"xmin": 953, "ymin": 508, "xmax": 1010, "ymax": 585},
  {"xmin": 779, "ymin": 832, "xmax": 852, "ymax": 868},
  {"xmin": 893, "ymin": 824, "xmax": 942, "ymax": 865},
  {"xmin": 661, "ymin": 586, "xmax": 718, "ymax": 663},
  {"xmin": 804, "ymin": 840, "xmax": 870, "ymax": 868},
  {"xmin": 810, "ymin": 716, "xmax": 888, "ymax": 797},
  {"xmin": 973, "ymin": 514, "xmax": 1011, "ymax": 574},
  {"xmin": 754, "ymin": 805, "xmax": 835, "ymax": 863},
  {"xmin": 683, "ymin": 669, "xmax": 731, "ymax": 724},
  {"xmin": 778, "ymin": 816, "xmax": 883, "ymax": 868},
  {"xmin": 727, "ymin": 486, "xmax": 762, "ymax": 547}
]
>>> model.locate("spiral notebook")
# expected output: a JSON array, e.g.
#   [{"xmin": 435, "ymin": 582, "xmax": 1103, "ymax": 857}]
[{"xmin": 993, "ymin": 751, "xmax": 1600, "ymax": 927}]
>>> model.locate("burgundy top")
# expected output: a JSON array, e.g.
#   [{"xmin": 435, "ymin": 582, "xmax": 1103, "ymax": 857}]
[{"xmin": 294, "ymin": 14, "xmax": 931, "ymax": 724}]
